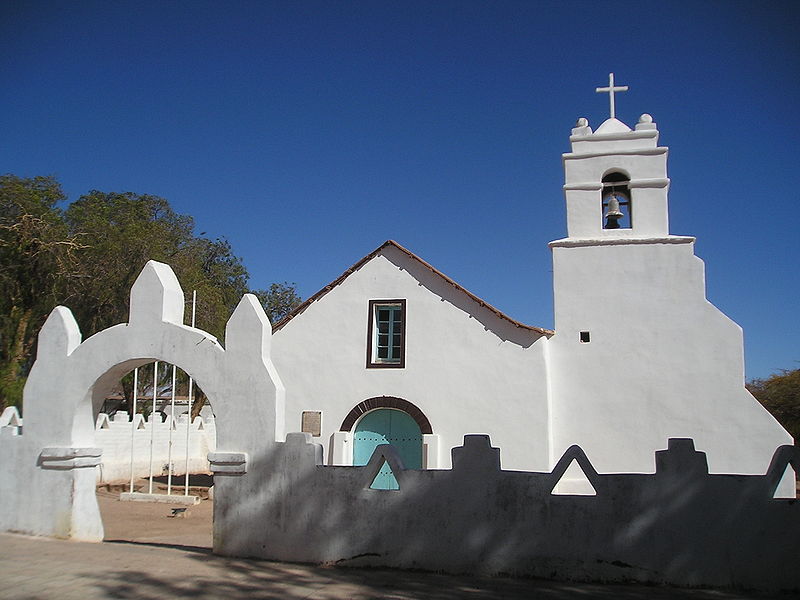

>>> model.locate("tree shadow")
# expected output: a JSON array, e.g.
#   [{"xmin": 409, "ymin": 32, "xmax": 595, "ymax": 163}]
[
  {"xmin": 210, "ymin": 434, "xmax": 800, "ymax": 593},
  {"xmin": 79, "ymin": 550, "xmax": 785, "ymax": 600}
]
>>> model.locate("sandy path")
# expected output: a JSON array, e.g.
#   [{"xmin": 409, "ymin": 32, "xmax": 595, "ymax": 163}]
[{"xmin": 97, "ymin": 480, "xmax": 212, "ymax": 548}]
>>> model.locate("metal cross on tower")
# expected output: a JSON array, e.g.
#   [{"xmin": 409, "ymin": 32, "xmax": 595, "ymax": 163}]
[{"xmin": 596, "ymin": 72, "xmax": 628, "ymax": 119}]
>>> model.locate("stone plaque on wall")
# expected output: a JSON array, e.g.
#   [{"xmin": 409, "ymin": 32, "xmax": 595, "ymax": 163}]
[{"xmin": 301, "ymin": 411, "xmax": 322, "ymax": 437}]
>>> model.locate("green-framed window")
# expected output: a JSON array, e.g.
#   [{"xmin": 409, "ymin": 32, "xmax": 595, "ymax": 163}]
[{"xmin": 367, "ymin": 299, "xmax": 406, "ymax": 368}]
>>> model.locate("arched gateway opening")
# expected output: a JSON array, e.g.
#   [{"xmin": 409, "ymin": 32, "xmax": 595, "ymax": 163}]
[
  {"xmin": 95, "ymin": 360, "xmax": 217, "ymax": 547},
  {"xmin": 12, "ymin": 261, "xmax": 283, "ymax": 545}
]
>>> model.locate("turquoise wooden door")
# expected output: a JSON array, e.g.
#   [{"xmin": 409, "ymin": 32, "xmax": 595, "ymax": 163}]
[{"xmin": 353, "ymin": 409, "xmax": 422, "ymax": 490}]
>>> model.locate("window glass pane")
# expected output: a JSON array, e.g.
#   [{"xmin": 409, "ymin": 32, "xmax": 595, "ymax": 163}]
[
  {"xmin": 378, "ymin": 346, "xmax": 388, "ymax": 359},
  {"xmin": 378, "ymin": 309, "xmax": 390, "ymax": 321},
  {"xmin": 378, "ymin": 322, "xmax": 389, "ymax": 333}
]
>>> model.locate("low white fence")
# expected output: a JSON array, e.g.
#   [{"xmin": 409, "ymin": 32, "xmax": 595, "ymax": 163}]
[{"xmin": 1, "ymin": 407, "xmax": 216, "ymax": 484}]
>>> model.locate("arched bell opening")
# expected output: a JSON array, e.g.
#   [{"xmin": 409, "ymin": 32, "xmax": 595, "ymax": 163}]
[{"xmin": 601, "ymin": 171, "xmax": 632, "ymax": 229}]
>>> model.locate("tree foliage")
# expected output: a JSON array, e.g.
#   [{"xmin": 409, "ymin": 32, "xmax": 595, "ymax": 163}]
[
  {"xmin": 748, "ymin": 368, "xmax": 800, "ymax": 443},
  {"xmin": 0, "ymin": 175, "xmax": 300, "ymax": 412},
  {"xmin": 253, "ymin": 282, "xmax": 302, "ymax": 324},
  {"xmin": 63, "ymin": 191, "xmax": 249, "ymax": 340},
  {"xmin": 0, "ymin": 175, "xmax": 83, "ymax": 407}
]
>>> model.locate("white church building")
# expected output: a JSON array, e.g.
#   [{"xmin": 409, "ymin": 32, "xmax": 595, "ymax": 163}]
[
  {"xmin": 270, "ymin": 84, "xmax": 793, "ymax": 493},
  {"xmin": 4, "ymin": 78, "xmax": 798, "ymax": 585}
]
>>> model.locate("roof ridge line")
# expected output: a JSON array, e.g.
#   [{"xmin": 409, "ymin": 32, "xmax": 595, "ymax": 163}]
[{"xmin": 271, "ymin": 240, "xmax": 553, "ymax": 336}]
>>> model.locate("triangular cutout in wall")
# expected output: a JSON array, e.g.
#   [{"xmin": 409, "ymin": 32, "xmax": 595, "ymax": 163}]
[
  {"xmin": 551, "ymin": 458, "xmax": 597, "ymax": 496},
  {"xmin": 773, "ymin": 463, "xmax": 798, "ymax": 499},
  {"xmin": 370, "ymin": 459, "xmax": 400, "ymax": 490}
]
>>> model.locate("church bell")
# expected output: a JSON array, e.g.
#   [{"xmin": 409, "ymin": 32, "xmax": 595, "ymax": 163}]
[{"xmin": 603, "ymin": 192, "xmax": 625, "ymax": 229}]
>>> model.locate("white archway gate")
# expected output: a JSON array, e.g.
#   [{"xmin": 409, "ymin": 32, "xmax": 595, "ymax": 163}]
[{"xmin": 0, "ymin": 261, "xmax": 284, "ymax": 548}]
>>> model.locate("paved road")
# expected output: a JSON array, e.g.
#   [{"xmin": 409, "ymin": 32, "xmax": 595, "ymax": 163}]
[{"xmin": 0, "ymin": 532, "xmax": 794, "ymax": 600}]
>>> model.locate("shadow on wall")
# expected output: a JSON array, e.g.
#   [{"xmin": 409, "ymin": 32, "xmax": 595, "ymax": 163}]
[{"xmin": 213, "ymin": 435, "xmax": 800, "ymax": 592}]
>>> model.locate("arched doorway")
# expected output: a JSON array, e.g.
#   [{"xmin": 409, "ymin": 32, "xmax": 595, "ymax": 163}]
[{"xmin": 354, "ymin": 409, "xmax": 422, "ymax": 489}]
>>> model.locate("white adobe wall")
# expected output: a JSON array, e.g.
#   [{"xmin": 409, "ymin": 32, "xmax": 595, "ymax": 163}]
[
  {"xmin": 1, "ymin": 408, "xmax": 216, "ymax": 485},
  {"xmin": 548, "ymin": 235, "xmax": 792, "ymax": 480},
  {"xmin": 229, "ymin": 432, "xmax": 800, "ymax": 591},
  {"xmin": 272, "ymin": 244, "xmax": 550, "ymax": 471},
  {"xmin": 94, "ymin": 412, "xmax": 216, "ymax": 483}
]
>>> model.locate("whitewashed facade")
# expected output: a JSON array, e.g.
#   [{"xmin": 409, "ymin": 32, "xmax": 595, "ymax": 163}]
[
  {"xmin": 2, "ymin": 100, "xmax": 797, "ymax": 588},
  {"xmin": 272, "ymin": 112, "xmax": 794, "ymax": 493},
  {"xmin": 271, "ymin": 243, "xmax": 551, "ymax": 471}
]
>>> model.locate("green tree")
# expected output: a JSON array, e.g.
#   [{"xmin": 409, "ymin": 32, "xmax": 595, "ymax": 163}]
[
  {"xmin": 253, "ymin": 282, "xmax": 302, "ymax": 324},
  {"xmin": 64, "ymin": 191, "xmax": 254, "ymax": 339},
  {"xmin": 173, "ymin": 237, "xmax": 250, "ymax": 337},
  {"xmin": 1, "ymin": 178, "xmax": 302, "ymax": 413},
  {"xmin": 748, "ymin": 368, "xmax": 800, "ymax": 443},
  {"xmin": 64, "ymin": 191, "xmax": 251, "ymax": 413},
  {"xmin": 65, "ymin": 191, "xmax": 192, "ymax": 334},
  {"xmin": 0, "ymin": 175, "xmax": 83, "ymax": 410}
]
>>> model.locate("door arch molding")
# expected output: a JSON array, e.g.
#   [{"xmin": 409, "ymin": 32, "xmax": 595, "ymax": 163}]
[{"xmin": 339, "ymin": 396, "xmax": 432, "ymax": 434}]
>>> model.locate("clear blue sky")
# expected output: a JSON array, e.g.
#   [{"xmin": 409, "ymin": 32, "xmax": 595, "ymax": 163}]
[{"xmin": 2, "ymin": 1, "xmax": 798, "ymax": 380}]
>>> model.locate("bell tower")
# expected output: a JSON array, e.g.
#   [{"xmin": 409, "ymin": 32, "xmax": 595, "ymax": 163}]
[
  {"xmin": 562, "ymin": 73, "xmax": 670, "ymax": 240},
  {"xmin": 546, "ymin": 74, "xmax": 793, "ymax": 496}
]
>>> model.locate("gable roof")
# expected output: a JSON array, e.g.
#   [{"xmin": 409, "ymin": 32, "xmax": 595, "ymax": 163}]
[{"xmin": 272, "ymin": 240, "xmax": 553, "ymax": 336}]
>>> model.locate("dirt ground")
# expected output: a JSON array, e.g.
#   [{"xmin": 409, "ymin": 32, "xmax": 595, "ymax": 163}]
[{"xmin": 97, "ymin": 476, "xmax": 213, "ymax": 548}]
